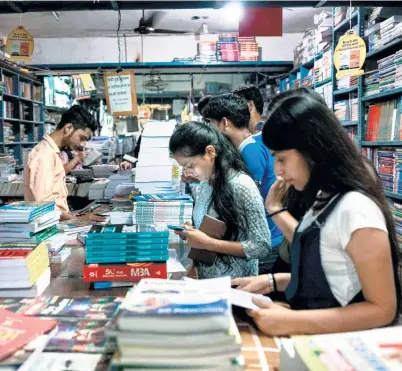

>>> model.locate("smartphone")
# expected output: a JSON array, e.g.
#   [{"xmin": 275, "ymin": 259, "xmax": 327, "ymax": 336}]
[{"xmin": 167, "ymin": 225, "xmax": 186, "ymax": 231}]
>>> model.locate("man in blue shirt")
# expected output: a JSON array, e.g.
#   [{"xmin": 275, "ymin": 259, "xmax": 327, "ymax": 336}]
[
  {"xmin": 233, "ymin": 84, "xmax": 265, "ymax": 134},
  {"xmin": 203, "ymin": 94, "xmax": 283, "ymax": 273}
]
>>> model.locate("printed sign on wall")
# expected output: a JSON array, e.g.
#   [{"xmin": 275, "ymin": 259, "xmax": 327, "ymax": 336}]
[
  {"xmin": 6, "ymin": 26, "xmax": 34, "ymax": 62},
  {"xmin": 103, "ymin": 70, "xmax": 138, "ymax": 117}
]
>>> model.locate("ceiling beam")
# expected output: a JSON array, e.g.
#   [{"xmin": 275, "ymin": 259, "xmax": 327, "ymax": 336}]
[
  {"xmin": 110, "ymin": 1, "xmax": 119, "ymax": 11},
  {"xmin": 5, "ymin": 0, "xmax": 23, "ymax": 13}
]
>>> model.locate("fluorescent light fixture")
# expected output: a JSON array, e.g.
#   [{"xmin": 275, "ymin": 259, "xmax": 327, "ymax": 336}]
[
  {"xmin": 52, "ymin": 11, "xmax": 59, "ymax": 21},
  {"xmin": 223, "ymin": 2, "xmax": 244, "ymax": 22}
]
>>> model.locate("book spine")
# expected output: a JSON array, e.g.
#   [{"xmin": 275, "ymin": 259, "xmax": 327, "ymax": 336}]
[{"xmin": 82, "ymin": 263, "xmax": 167, "ymax": 282}]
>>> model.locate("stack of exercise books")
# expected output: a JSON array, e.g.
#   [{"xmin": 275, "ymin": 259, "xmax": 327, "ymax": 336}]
[
  {"xmin": 216, "ymin": 33, "xmax": 239, "ymax": 62},
  {"xmin": 238, "ymin": 36, "xmax": 259, "ymax": 62},
  {"xmin": 135, "ymin": 121, "xmax": 176, "ymax": 194},
  {"xmin": 58, "ymin": 219, "xmax": 92, "ymax": 239},
  {"xmin": 280, "ymin": 325, "xmax": 402, "ymax": 371},
  {"xmin": 107, "ymin": 277, "xmax": 244, "ymax": 370},
  {"xmin": 379, "ymin": 16, "xmax": 402, "ymax": 47},
  {"xmin": 0, "ymin": 201, "xmax": 59, "ymax": 297},
  {"xmin": 83, "ymin": 225, "xmax": 169, "ymax": 289},
  {"xmin": 88, "ymin": 179, "xmax": 109, "ymax": 200},
  {"xmin": 110, "ymin": 207, "xmax": 133, "ymax": 225},
  {"xmin": 104, "ymin": 170, "xmax": 134, "ymax": 199},
  {"xmin": 378, "ymin": 53, "xmax": 396, "ymax": 92},
  {"xmin": 92, "ymin": 164, "xmax": 119, "ymax": 178},
  {"xmin": 364, "ymin": 71, "xmax": 380, "ymax": 96},
  {"xmin": 336, "ymin": 76, "xmax": 358, "ymax": 90},
  {"xmin": 132, "ymin": 193, "xmax": 193, "ymax": 243}
]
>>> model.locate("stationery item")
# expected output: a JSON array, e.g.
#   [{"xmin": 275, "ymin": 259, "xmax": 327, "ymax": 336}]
[
  {"xmin": 167, "ymin": 225, "xmax": 186, "ymax": 231},
  {"xmin": 188, "ymin": 214, "xmax": 226, "ymax": 266}
]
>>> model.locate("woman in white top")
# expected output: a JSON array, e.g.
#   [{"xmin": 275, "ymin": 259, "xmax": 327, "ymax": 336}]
[{"xmin": 233, "ymin": 89, "xmax": 401, "ymax": 336}]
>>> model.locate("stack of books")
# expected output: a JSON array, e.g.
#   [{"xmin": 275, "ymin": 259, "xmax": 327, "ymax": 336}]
[
  {"xmin": 88, "ymin": 179, "xmax": 109, "ymax": 200},
  {"xmin": 0, "ymin": 153, "xmax": 16, "ymax": 182},
  {"xmin": 92, "ymin": 164, "xmax": 119, "ymax": 178},
  {"xmin": 378, "ymin": 54, "xmax": 396, "ymax": 92},
  {"xmin": 372, "ymin": 148, "xmax": 402, "ymax": 195},
  {"xmin": 217, "ymin": 33, "xmax": 239, "ymax": 62},
  {"xmin": 82, "ymin": 225, "xmax": 169, "ymax": 289},
  {"xmin": 43, "ymin": 232, "xmax": 70, "ymax": 264},
  {"xmin": 104, "ymin": 170, "xmax": 133, "ymax": 199},
  {"xmin": 238, "ymin": 36, "xmax": 259, "ymax": 62},
  {"xmin": 195, "ymin": 36, "xmax": 217, "ymax": 64},
  {"xmin": 135, "ymin": 121, "xmax": 176, "ymax": 194},
  {"xmin": 336, "ymin": 76, "xmax": 358, "ymax": 90},
  {"xmin": 110, "ymin": 207, "xmax": 133, "ymax": 225},
  {"xmin": 107, "ymin": 277, "xmax": 244, "ymax": 370},
  {"xmin": 58, "ymin": 219, "xmax": 92, "ymax": 239},
  {"xmin": 314, "ymin": 49, "xmax": 332, "ymax": 83},
  {"xmin": 334, "ymin": 97, "xmax": 358, "ymax": 123},
  {"xmin": 379, "ymin": 16, "xmax": 402, "ymax": 47},
  {"xmin": 389, "ymin": 200, "xmax": 402, "ymax": 250},
  {"xmin": 364, "ymin": 71, "xmax": 380, "ymax": 96},
  {"xmin": 395, "ymin": 49, "xmax": 402, "ymax": 89},
  {"xmin": 333, "ymin": 6, "xmax": 356, "ymax": 27}
]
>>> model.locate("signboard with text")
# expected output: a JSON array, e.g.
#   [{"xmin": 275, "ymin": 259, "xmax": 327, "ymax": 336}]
[{"xmin": 103, "ymin": 70, "xmax": 138, "ymax": 117}]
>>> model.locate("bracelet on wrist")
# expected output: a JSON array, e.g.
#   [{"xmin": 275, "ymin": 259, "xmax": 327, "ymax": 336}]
[
  {"xmin": 272, "ymin": 274, "xmax": 278, "ymax": 292},
  {"xmin": 268, "ymin": 208, "xmax": 288, "ymax": 218},
  {"xmin": 267, "ymin": 274, "xmax": 275, "ymax": 292}
]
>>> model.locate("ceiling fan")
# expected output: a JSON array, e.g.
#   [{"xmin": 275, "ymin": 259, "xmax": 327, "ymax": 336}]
[{"xmin": 134, "ymin": 10, "xmax": 192, "ymax": 35}]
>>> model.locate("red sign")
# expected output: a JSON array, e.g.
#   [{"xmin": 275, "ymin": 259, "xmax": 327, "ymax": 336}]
[
  {"xmin": 239, "ymin": 8, "xmax": 283, "ymax": 37},
  {"xmin": 83, "ymin": 262, "xmax": 167, "ymax": 282}
]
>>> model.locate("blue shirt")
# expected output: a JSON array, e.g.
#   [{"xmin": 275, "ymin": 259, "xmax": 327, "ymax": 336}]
[{"xmin": 239, "ymin": 133, "xmax": 283, "ymax": 247}]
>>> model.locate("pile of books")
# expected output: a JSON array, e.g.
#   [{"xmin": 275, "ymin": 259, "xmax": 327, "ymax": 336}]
[
  {"xmin": 82, "ymin": 225, "xmax": 169, "ymax": 289},
  {"xmin": 0, "ymin": 201, "xmax": 60, "ymax": 297},
  {"xmin": 238, "ymin": 36, "xmax": 259, "ymax": 62},
  {"xmin": 395, "ymin": 49, "xmax": 402, "ymax": 89},
  {"xmin": 336, "ymin": 76, "xmax": 358, "ymax": 90},
  {"xmin": 107, "ymin": 277, "xmax": 244, "ymax": 370},
  {"xmin": 379, "ymin": 16, "xmax": 402, "ymax": 47},
  {"xmin": 389, "ymin": 200, "xmax": 402, "ymax": 250},
  {"xmin": 92, "ymin": 164, "xmax": 119, "ymax": 178},
  {"xmin": 378, "ymin": 53, "xmax": 396, "ymax": 92},
  {"xmin": 195, "ymin": 35, "xmax": 217, "ymax": 63},
  {"xmin": 104, "ymin": 170, "xmax": 133, "ymax": 199},
  {"xmin": 364, "ymin": 71, "xmax": 380, "ymax": 96},
  {"xmin": 43, "ymin": 232, "xmax": 70, "ymax": 263},
  {"xmin": 333, "ymin": 6, "xmax": 356, "ymax": 27},
  {"xmin": 314, "ymin": 49, "xmax": 332, "ymax": 83},
  {"xmin": 88, "ymin": 179, "xmax": 109, "ymax": 200},
  {"xmin": 217, "ymin": 33, "xmax": 239, "ymax": 62},
  {"xmin": 0, "ymin": 153, "xmax": 16, "ymax": 182},
  {"xmin": 334, "ymin": 96, "xmax": 358, "ymax": 123},
  {"xmin": 110, "ymin": 207, "xmax": 133, "ymax": 225},
  {"xmin": 135, "ymin": 121, "xmax": 176, "ymax": 194},
  {"xmin": 293, "ymin": 29, "xmax": 315, "ymax": 67}
]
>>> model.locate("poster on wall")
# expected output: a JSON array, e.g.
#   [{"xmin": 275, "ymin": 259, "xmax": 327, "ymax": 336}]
[
  {"xmin": 334, "ymin": 30, "xmax": 366, "ymax": 79},
  {"xmin": 6, "ymin": 26, "xmax": 34, "ymax": 62},
  {"xmin": 103, "ymin": 70, "xmax": 138, "ymax": 117}
]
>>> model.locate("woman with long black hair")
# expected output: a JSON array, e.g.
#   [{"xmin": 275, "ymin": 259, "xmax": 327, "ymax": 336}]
[
  {"xmin": 169, "ymin": 121, "xmax": 271, "ymax": 279},
  {"xmin": 236, "ymin": 89, "xmax": 401, "ymax": 336}
]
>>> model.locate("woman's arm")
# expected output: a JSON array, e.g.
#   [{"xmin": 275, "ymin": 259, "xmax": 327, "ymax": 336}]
[
  {"xmin": 269, "ymin": 211, "xmax": 298, "ymax": 243},
  {"xmin": 251, "ymin": 227, "xmax": 397, "ymax": 336},
  {"xmin": 292, "ymin": 228, "xmax": 396, "ymax": 334}
]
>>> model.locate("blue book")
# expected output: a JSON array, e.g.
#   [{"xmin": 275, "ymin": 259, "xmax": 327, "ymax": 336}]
[
  {"xmin": 134, "ymin": 193, "xmax": 192, "ymax": 202},
  {"xmin": 86, "ymin": 245, "xmax": 168, "ymax": 253},
  {"xmin": 86, "ymin": 255, "xmax": 168, "ymax": 264},
  {"xmin": 0, "ymin": 201, "xmax": 55, "ymax": 223},
  {"xmin": 86, "ymin": 249, "xmax": 168, "ymax": 259},
  {"xmin": 87, "ymin": 225, "xmax": 169, "ymax": 240},
  {"xmin": 85, "ymin": 238, "xmax": 169, "ymax": 246}
]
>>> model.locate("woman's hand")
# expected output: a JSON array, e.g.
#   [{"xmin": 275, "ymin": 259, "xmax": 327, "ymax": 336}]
[
  {"xmin": 176, "ymin": 224, "xmax": 213, "ymax": 250},
  {"xmin": 265, "ymin": 176, "xmax": 289, "ymax": 214},
  {"xmin": 120, "ymin": 161, "xmax": 133, "ymax": 170},
  {"xmin": 247, "ymin": 297, "xmax": 298, "ymax": 336},
  {"xmin": 231, "ymin": 275, "xmax": 272, "ymax": 295}
]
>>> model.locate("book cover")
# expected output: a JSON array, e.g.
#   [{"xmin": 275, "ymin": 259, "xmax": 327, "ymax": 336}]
[
  {"xmin": 0, "ymin": 241, "xmax": 48, "ymax": 268},
  {"xmin": 87, "ymin": 224, "xmax": 169, "ymax": 239},
  {"xmin": 44, "ymin": 319, "xmax": 115, "ymax": 353},
  {"xmin": 83, "ymin": 262, "xmax": 167, "ymax": 282},
  {"xmin": 0, "ymin": 298, "xmax": 36, "ymax": 313},
  {"xmin": 21, "ymin": 296, "xmax": 123, "ymax": 320},
  {"xmin": 0, "ymin": 308, "xmax": 57, "ymax": 361}
]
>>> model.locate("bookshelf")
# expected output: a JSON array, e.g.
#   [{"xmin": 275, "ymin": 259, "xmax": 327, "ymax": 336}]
[{"xmin": 0, "ymin": 61, "xmax": 44, "ymax": 166}]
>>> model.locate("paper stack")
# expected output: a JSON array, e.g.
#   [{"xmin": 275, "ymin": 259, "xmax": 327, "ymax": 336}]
[
  {"xmin": 88, "ymin": 179, "xmax": 109, "ymax": 200},
  {"xmin": 110, "ymin": 207, "xmax": 133, "ymax": 225},
  {"xmin": 107, "ymin": 277, "xmax": 244, "ymax": 370},
  {"xmin": 92, "ymin": 164, "xmax": 119, "ymax": 178},
  {"xmin": 0, "ymin": 153, "xmax": 17, "ymax": 182},
  {"xmin": 135, "ymin": 121, "xmax": 176, "ymax": 194},
  {"xmin": 104, "ymin": 170, "xmax": 134, "ymax": 199}
]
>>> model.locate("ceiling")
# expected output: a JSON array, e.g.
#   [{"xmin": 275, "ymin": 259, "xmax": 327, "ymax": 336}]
[{"xmin": 0, "ymin": 7, "xmax": 332, "ymax": 38}]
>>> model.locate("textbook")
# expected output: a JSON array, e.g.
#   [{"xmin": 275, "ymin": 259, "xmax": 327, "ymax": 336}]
[
  {"xmin": 116, "ymin": 277, "xmax": 232, "ymax": 334},
  {"xmin": 0, "ymin": 201, "xmax": 55, "ymax": 223},
  {"xmin": 0, "ymin": 308, "xmax": 57, "ymax": 361},
  {"xmin": 0, "ymin": 210, "xmax": 60, "ymax": 233},
  {"xmin": 87, "ymin": 224, "xmax": 170, "ymax": 239}
]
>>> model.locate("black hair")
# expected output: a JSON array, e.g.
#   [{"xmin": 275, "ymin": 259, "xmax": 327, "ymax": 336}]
[
  {"xmin": 197, "ymin": 95, "xmax": 212, "ymax": 116},
  {"xmin": 57, "ymin": 105, "xmax": 98, "ymax": 133},
  {"xmin": 263, "ymin": 89, "xmax": 401, "ymax": 320},
  {"xmin": 169, "ymin": 121, "xmax": 250, "ymax": 242},
  {"xmin": 233, "ymin": 84, "xmax": 264, "ymax": 115},
  {"xmin": 202, "ymin": 93, "xmax": 250, "ymax": 129},
  {"xmin": 61, "ymin": 146, "xmax": 74, "ymax": 161}
]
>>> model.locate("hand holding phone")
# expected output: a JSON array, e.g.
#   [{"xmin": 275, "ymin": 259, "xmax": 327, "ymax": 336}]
[{"xmin": 167, "ymin": 225, "xmax": 186, "ymax": 231}]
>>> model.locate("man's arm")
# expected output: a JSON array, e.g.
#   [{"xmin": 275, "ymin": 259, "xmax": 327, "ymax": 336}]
[{"xmin": 28, "ymin": 154, "xmax": 56, "ymax": 203}]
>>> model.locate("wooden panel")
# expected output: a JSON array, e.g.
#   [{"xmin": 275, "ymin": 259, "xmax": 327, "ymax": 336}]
[{"xmin": 239, "ymin": 8, "xmax": 283, "ymax": 37}]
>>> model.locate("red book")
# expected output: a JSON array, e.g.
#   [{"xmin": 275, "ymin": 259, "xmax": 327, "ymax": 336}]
[
  {"xmin": 0, "ymin": 308, "xmax": 57, "ymax": 361},
  {"xmin": 83, "ymin": 262, "xmax": 167, "ymax": 282}
]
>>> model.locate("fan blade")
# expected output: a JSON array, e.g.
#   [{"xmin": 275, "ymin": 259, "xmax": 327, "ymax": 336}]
[
  {"xmin": 153, "ymin": 28, "xmax": 193, "ymax": 34},
  {"xmin": 143, "ymin": 11, "xmax": 165, "ymax": 28}
]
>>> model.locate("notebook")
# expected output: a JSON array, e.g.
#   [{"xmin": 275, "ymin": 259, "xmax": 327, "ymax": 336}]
[{"xmin": 188, "ymin": 214, "xmax": 226, "ymax": 266}]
